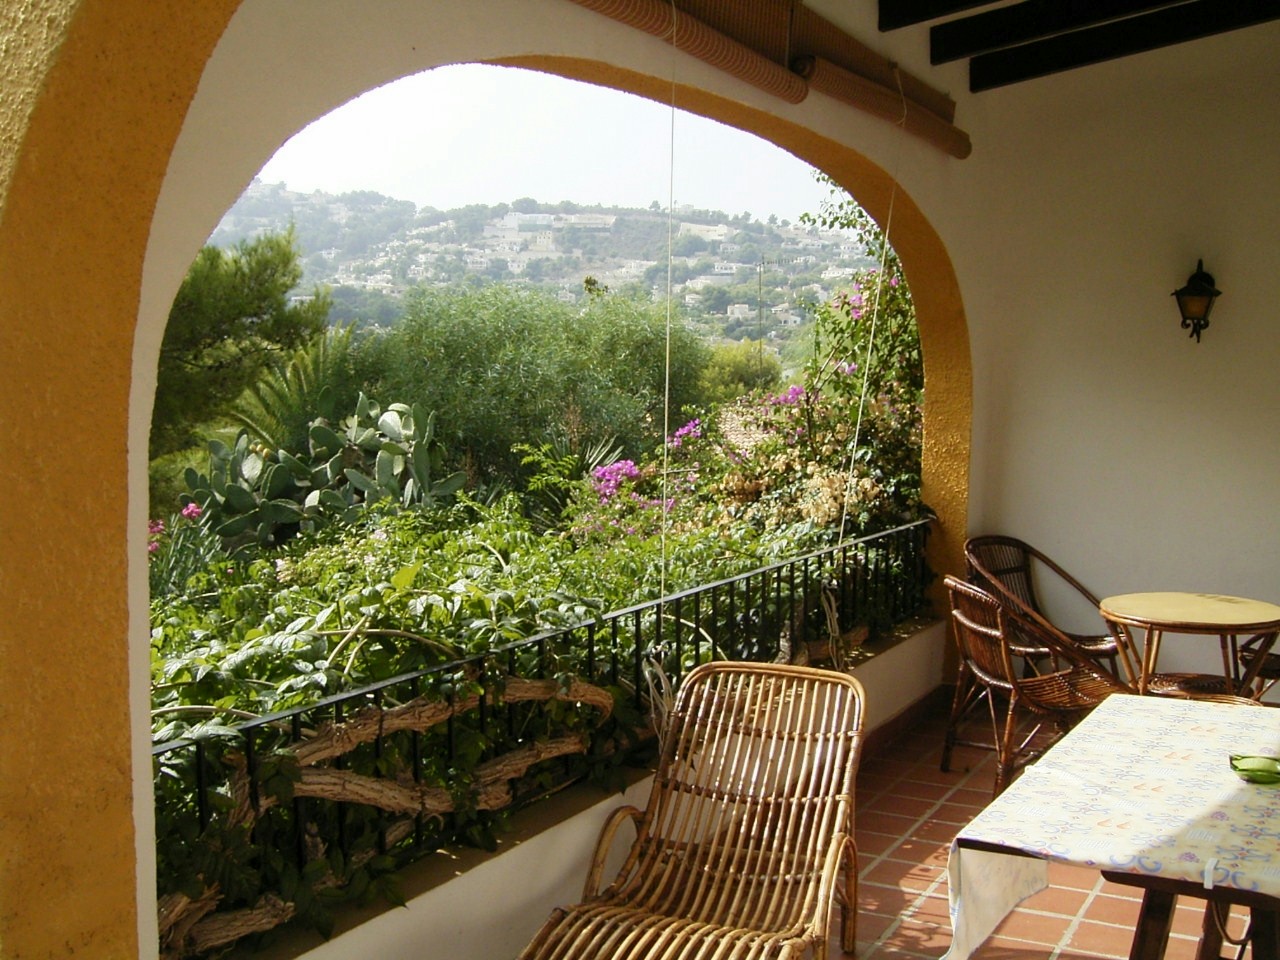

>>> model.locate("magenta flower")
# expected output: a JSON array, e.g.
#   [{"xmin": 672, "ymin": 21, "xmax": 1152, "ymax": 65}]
[
  {"xmin": 181, "ymin": 502, "xmax": 202, "ymax": 520},
  {"xmin": 766, "ymin": 384, "xmax": 806, "ymax": 406},
  {"xmin": 592, "ymin": 460, "xmax": 640, "ymax": 501},
  {"xmin": 669, "ymin": 418, "xmax": 702, "ymax": 449}
]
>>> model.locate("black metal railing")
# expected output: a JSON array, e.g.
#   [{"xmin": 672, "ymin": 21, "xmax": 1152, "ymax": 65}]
[{"xmin": 152, "ymin": 519, "xmax": 931, "ymax": 952}]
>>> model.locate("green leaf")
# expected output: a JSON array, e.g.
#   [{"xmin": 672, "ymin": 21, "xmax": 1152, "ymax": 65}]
[
  {"xmin": 318, "ymin": 488, "xmax": 347, "ymax": 511},
  {"xmin": 344, "ymin": 469, "xmax": 377, "ymax": 495},
  {"xmin": 215, "ymin": 514, "xmax": 252, "ymax": 538},
  {"xmin": 434, "ymin": 471, "xmax": 467, "ymax": 498},
  {"xmin": 261, "ymin": 499, "xmax": 304, "ymax": 523},
  {"xmin": 390, "ymin": 562, "xmax": 422, "ymax": 592},
  {"xmin": 262, "ymin": 462, "xmax": 292, "ymax": 499},
  {"xmin": 223, "ymin": 483, "xmax": 257, "ymax": 513},
  {"xmin": 309, "ymin": 422, "xmax": 344, "ymax": 458},
  {"xmin": 375, "ymin": 449, "xmax": 398, "ymax": 491},
  {"xmin": 241, "ymin": 451, "xmax": 264, "ymax": 485},
  {"xmin": 377, "ymin": 410, "xmax": 404, "ymax": 442}
]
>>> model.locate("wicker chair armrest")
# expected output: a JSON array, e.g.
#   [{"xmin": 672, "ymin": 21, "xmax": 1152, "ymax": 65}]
[
  {"xmin": 583, "ymin": 804, "xmax": 644, "ymax": 900},
  {"xmin": 1029, "ymin": 547, "xmax": 1104, "ymax": 608},
  {"xmin": 797, "ymin": 829, "xmax": 856, "ymax": 951}
]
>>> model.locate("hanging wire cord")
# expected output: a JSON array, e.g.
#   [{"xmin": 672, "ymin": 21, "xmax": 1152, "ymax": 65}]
[
  {"xmin": 835, "ymin": 64, "xmax": 909, "ymax": 547},
  {"xmin": 658, "ymin": 0, "xmax": 679, "ymax": 602}
]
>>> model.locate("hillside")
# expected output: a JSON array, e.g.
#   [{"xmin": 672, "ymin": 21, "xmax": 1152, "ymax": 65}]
[{"xmin": 210, "ymin": 179, "xmax": 873, "ymax": 336}]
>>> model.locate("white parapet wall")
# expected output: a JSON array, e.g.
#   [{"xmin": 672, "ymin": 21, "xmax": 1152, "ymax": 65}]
[{"xmin": 266, "ymin": 619, "xmax": 947, "ymax": 960}]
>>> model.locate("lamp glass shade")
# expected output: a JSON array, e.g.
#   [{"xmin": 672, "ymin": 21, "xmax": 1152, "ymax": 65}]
[
  {"xmin": 1172, "ymin": 259, "xmax": 1220, "ymax": 341},
  {"xmin": 1175, "ymin": 291, "xmax": 1214, "ymax": 322}
]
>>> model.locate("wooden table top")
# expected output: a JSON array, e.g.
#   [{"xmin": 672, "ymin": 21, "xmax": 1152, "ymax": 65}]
[{"xmin": 1099, "ymin": 591, "xmax": 1280, "ymax": 632}]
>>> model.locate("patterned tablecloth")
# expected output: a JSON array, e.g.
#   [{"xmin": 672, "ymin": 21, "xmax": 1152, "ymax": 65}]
[{"xmin": 943, "ymin": 694, "xmax": 1280, "ymax": 958}]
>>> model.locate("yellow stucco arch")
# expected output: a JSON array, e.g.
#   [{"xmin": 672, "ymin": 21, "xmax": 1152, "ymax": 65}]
[{"xmin": 0, "ymin": 3, "xmax": 968, "ymax": 956}]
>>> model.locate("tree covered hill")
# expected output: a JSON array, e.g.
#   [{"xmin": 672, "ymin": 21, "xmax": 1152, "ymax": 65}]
[{"xmin": 210, "ymin": 179, "xmax": 873, "ymax": 333}]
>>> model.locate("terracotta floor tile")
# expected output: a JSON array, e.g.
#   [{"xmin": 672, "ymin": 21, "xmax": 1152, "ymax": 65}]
[
  {"xmin": 862, "ymin": 857, "xmax": 947, "ymax": 893},
  {"xmin": 857, "ymin": 829, "xmax": 907, "ymax": 858},
  {"xmin": 848, "ymin": 908, "xmax": 899, "ymax": 943},
  {"xmin": 1048, "ymin": 861, "xmax": 1105, "ymax": 891},
  {"xmin": 1080, "ymin": 893, "xmax": 1141, "ymax": 926},
  {"xmin": 991, "ymin": 907, "xmax": 1073, "ymax": 945},
  {"xmin": 1019, "ymin": 883, "xmax": 1091, "ymax": 917},
  {"xmin": 859, "ymin": 883, "xmax": 932, "ymax": 917},
  {"xmin": 862, "ymin": 794, "xmax": 945, "ymax": 820},
  {"xmin": 910, "ymin": 817, "xmax": 966, "ymax": 842},
  {"xmin": 883, "ymin": 917, "xmax": 954, "ymax": 953},
  {"xmin": 1161, "ymin": 933, "xmax": 1214, "ymax": 960},
  {"xmin": 975, "ymin": 935, "xmax": 1078, "ymax": 957},
  {"xmin": 889, "ymin": 836, "xmax": 952, "ymax": 869},
  {"xmin": 948, "ymin": 787, "xmax": 996, "ymax": 809},
  {"xmin": 907, "ymin": 893, "xmax": 953, "ymax": 924},
  {"xmin": 1067, "ymin": 920, "xmax": 1137, "ymax": 959},
  {"xmin": 1098, "ymin": 878, "xmax": 1145, "ymax": 901},
  {"xmin": 859, "ymin": 809, "xmax": 923, "ymax": 837},
  {"xmin": 928, "ymin": 803, "xmax": 982, "ymax": 826}
]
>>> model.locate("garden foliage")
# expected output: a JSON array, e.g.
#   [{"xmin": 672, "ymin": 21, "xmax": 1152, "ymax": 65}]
[{"xmin": 149, "ymin": 180, "xmax": 927, "ymax": 953}]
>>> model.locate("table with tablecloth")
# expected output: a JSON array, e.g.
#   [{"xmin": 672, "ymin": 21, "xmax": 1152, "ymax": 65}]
[{"xmin": 944, "ymin": 693, "xmax": 1280, "ymax": 958}]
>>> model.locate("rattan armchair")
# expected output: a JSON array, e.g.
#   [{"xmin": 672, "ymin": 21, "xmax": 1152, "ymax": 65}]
[
  {"xmin": 943, "ymin": 576, "xmax": 1126, "ymax": 796},
  {"xmin": 517, "ymin": 660, "xmax": 866, "ymax": 960},
  {"xmin": 964, "ymin": 535, "xmax": 1121, "ymax": 670},
  {"xmin": 965, "ymin": 536, "xmax": 1230, "ymax": 699}
]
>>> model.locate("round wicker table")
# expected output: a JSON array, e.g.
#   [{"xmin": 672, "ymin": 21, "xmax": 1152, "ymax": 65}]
[{"xmin": 1099, "ymin": 592, "xmax": 1280, "ymax": 697}]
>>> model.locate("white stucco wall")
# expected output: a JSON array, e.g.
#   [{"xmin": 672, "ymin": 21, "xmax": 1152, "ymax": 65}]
[{"xmin": 944, "ymin": 31, "xmax": 1280, "ymax": 676}]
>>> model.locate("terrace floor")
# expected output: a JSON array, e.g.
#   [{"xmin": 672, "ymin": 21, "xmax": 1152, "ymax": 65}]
[{"xmin": 844, "ymin": 709, "xmax": 1258, "ymax": 959}]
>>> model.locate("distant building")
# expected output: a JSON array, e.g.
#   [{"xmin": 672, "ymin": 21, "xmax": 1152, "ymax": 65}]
[
  {"xmin": 679, "ymin": 222, "xmax": 730, "ymax": 242},
  {"xmin": 528, "ymin": 231, "xmax": 556, "ymax": 252},
  {"xmin": 554, "ymin": 213, "xmax": 615, "ymax": 230},
  {"xmin": 501, "ymin": 212, "xmax": 554, "ymax": 230}
]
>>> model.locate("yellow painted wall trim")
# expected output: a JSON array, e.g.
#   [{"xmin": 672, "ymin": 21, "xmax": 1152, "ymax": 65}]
[{"xmin": 0, "ymin": 2, "xmax": 240, "ymax": 955}]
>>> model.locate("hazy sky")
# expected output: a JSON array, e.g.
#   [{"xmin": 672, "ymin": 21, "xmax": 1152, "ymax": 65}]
[{"xmin": 257, "ymin": 63, "xmax": 833, "ymax": 222}]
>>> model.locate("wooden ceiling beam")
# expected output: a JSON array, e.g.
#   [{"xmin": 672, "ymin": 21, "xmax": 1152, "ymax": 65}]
[
  {"xmin": 970, "ymin": 0, "xmax": 1280, "ymax": 92},
  {"xmin": 878, "ymin": 0, "xmax": 996, "ymax": 32},
  {"xmin": 930, "ymin": 0, "xmax": 1186, "ymax": 64}
]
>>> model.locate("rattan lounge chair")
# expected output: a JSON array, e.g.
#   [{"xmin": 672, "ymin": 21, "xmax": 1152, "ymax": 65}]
[
  {"xmin": 943, "ymin": 576, "xmax": 1126, "ymax": 796},
  {"xmin": 517, "ymin": 660, "xmax": 865, "ymax": 960}
]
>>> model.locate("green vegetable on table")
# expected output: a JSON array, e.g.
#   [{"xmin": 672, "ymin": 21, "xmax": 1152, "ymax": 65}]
[{"xmin": 1230, "ymin": 754, "xmax": 1280, "ymax": 784}]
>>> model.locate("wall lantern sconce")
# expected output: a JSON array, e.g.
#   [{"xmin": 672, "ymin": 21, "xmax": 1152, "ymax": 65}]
[{"xmin": 1172, "ymin": 259, "xmax": 1220, "ymax": 343}]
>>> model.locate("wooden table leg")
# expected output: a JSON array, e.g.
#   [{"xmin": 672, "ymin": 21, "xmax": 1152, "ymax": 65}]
[
  {"xmin": 1130, "ymin": 888, "xmax": 1176, "ymax": 960},
  {"xmin": 1253, "ymin": 907, "xmax": 1279, "ymax": 957},
  {"xmin": 1196, "ymin": 902, "xmax": 1226, "ymax": 960}
]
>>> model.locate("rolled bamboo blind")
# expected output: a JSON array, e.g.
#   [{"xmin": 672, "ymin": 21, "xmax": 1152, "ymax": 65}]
[
  {"xmin": 566, "ymin": 0, "xmax": 809, "ymax": 104},
  {"xmin": 794, "ymin": 56, "xmax": 973, "ymax": 159},
  {"xmin": 789, "ymin": 3, "xmax": 957, "ymax": 124}
]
